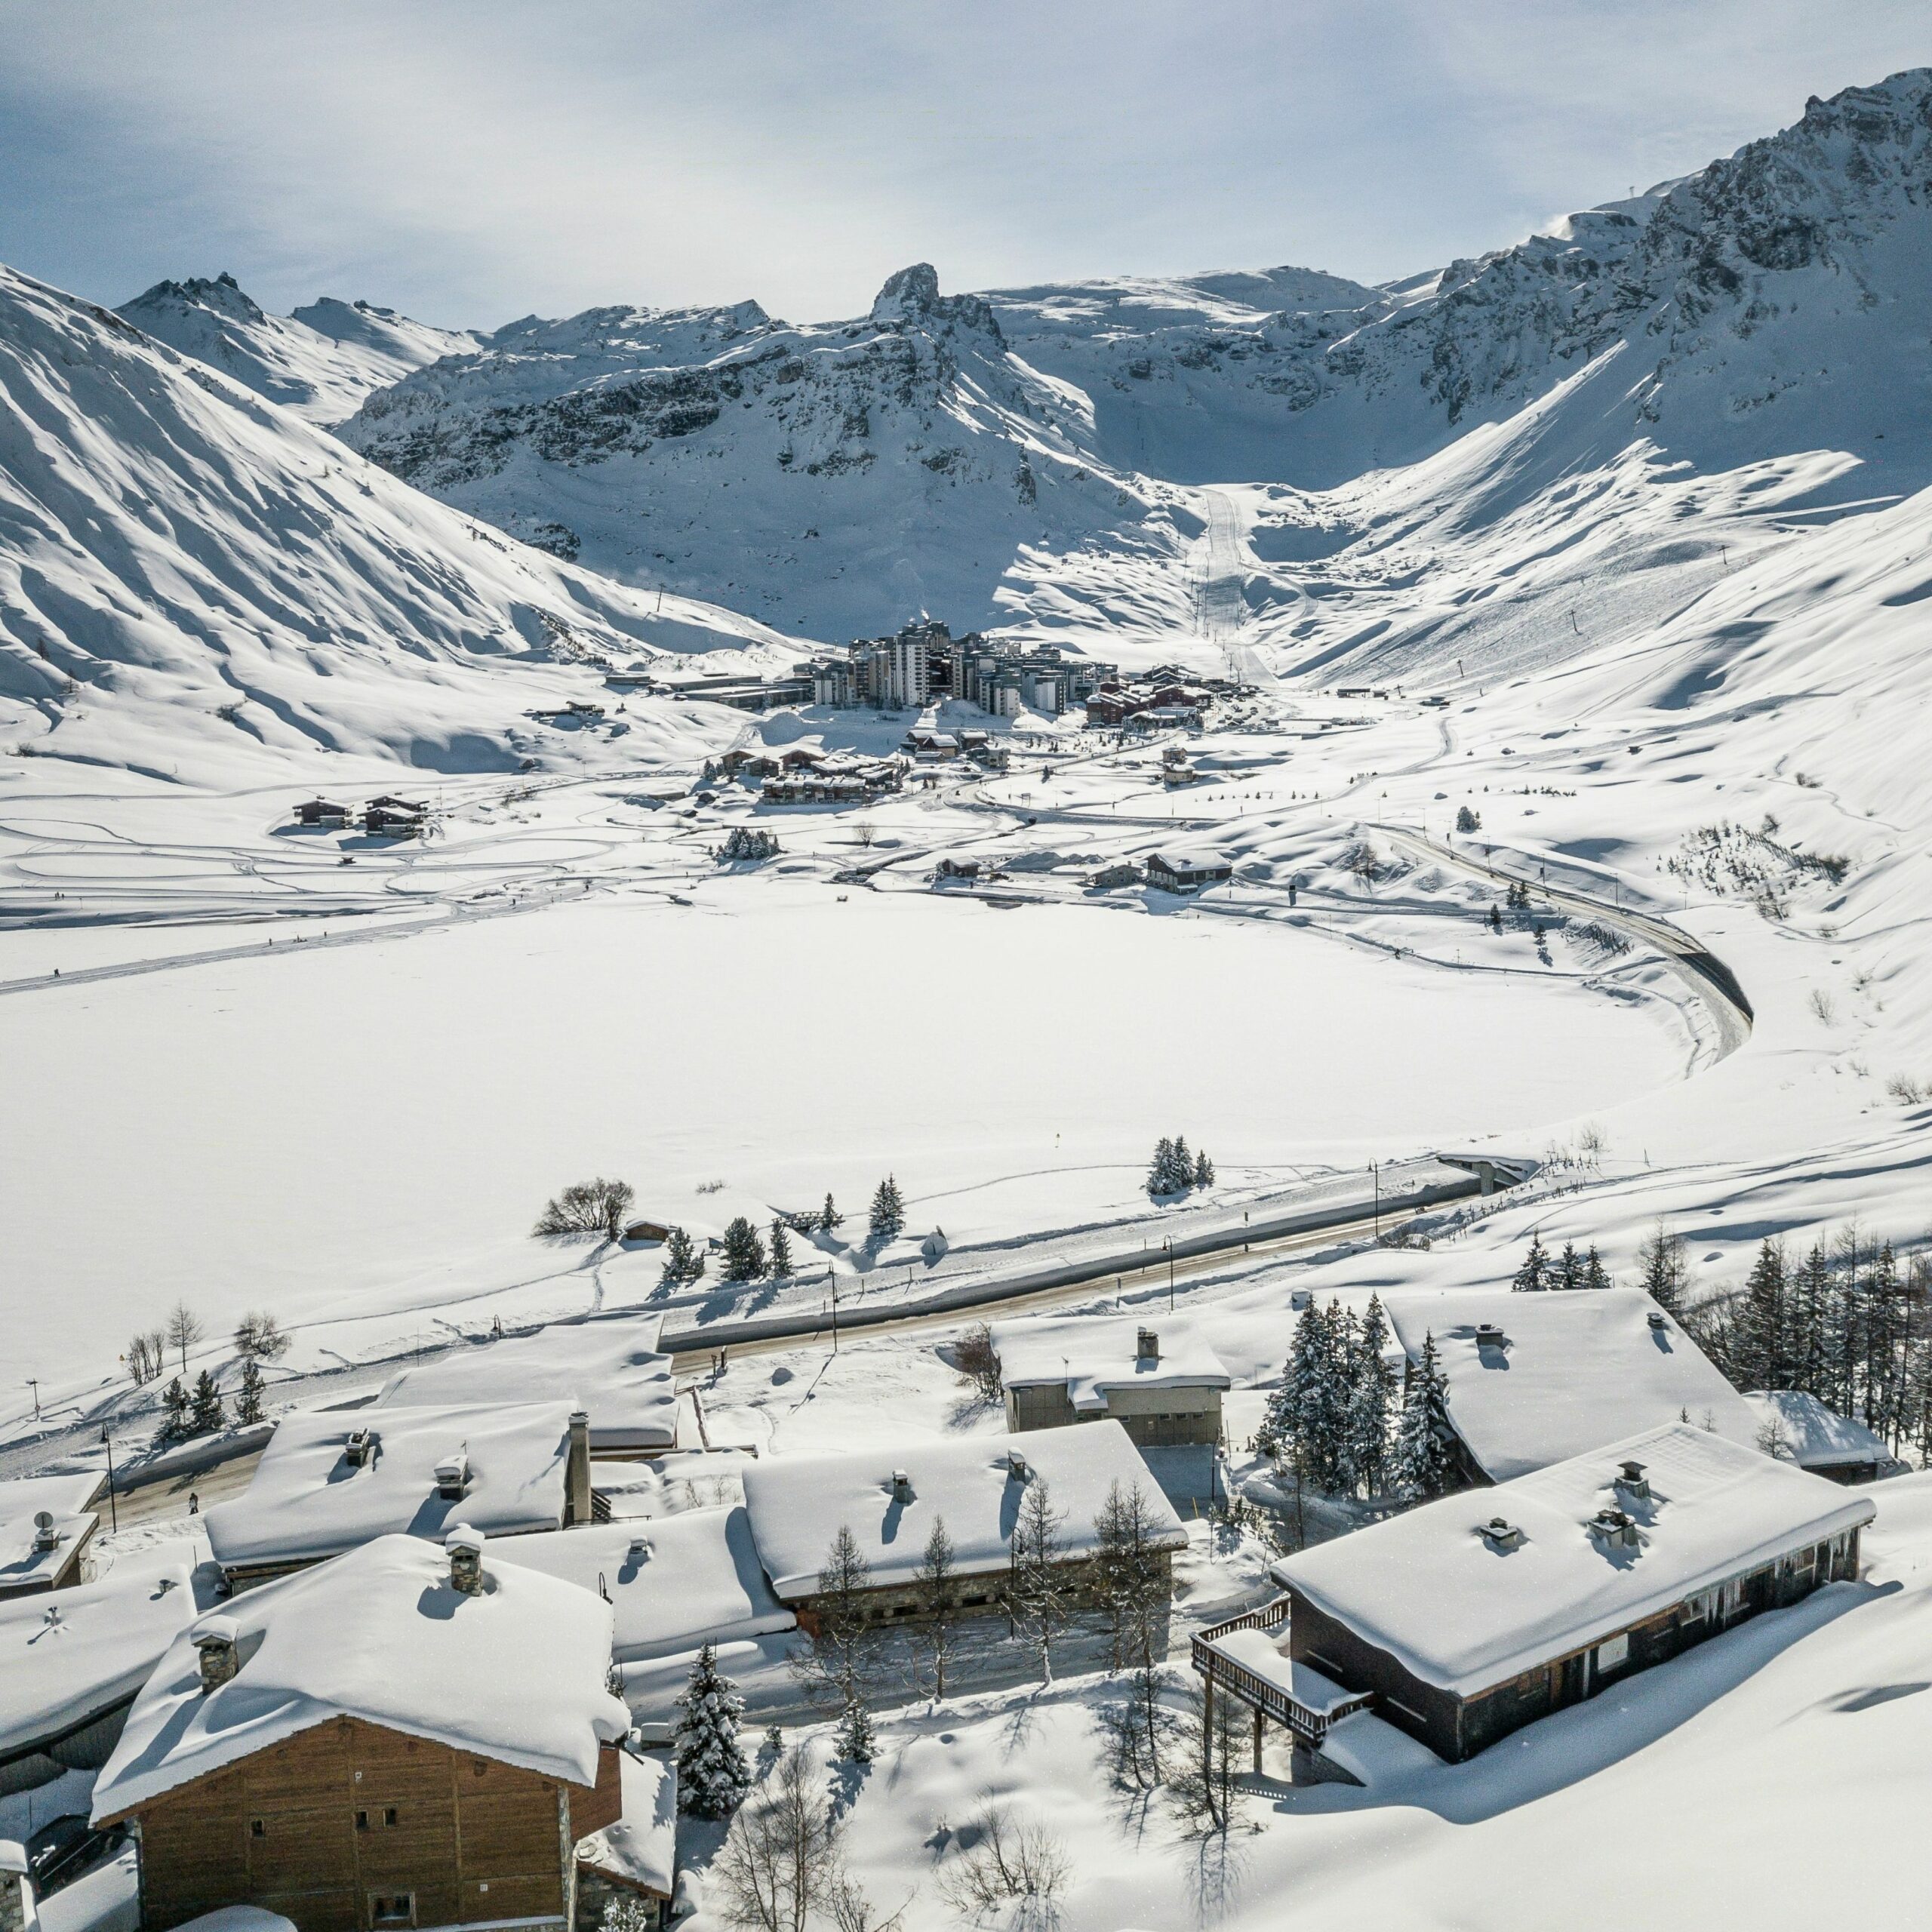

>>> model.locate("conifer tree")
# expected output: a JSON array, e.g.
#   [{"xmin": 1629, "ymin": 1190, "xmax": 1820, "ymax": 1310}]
[
  {"xmin": 1553, "ymin": 1241, "xmax": 1582, "ymax": 1291},
  {"xmin": 1582, "ymin": 1244, "xmax": 1614, "ymax": 1292},
  {"xmin": 768, "ymin": 1218, "xmax": 795, "ymax": 1280},
  {"xmin": 235, "ymin": 1357, "xmax": 266, "ymax": 1426},
  {"xmin": 1637, "ymin": 1221, "xmax": 1689, "ymax": 1314},
  {"xmin": 820, "ymin": 1192, "xmax": 844, "ymax": 1234},
  {"xmin": 1390, "ymin": 1332, "xmax": 1455, "ymax": 1503},
  {"xmin": 1192, "ymin": 1148, "xmax": 1215, "ymax": 1189},
  {"xmin": 157, "ymin": 1375, "xmax": 189, "ymax": 1445},
  {"xmin": 1171, "ymin": 1136, "xmax": 1192, "ymax": 1188},
  {"xmin": 1740, "ymin": 1238, "xmax": 1789, "ymax": 1389},
  {"xmin": 721, "ymin": 1216, "xmax": 768, "ymax": 1282},
  {"xmin": 1511, "ymin": 1231, "xmax": 1551, "ymax": 1292},
  {"xmin": 188, "ymin": 1369, "xmax": 225, "ymax": 1438},
  {"xmin": 1146, "ymin": 1137, "xmax": 1177, "ymax": 1198},
  {"xmin": 1009, "ymin": 1477, "xmax": 1069, "ymax": 1683},
  {"xmin": 868, "ymin": 1176, "xmax": 905, "ymax": 1244},
  {"xmin": 832, "ymin": 1695, "xmax": 876, "ymax": 1765},
  {"xmin": 675, "ymin": 1642, "xmax": 752, "ymax": 1817},
  {"xmin": 660, "ymin": 1225, "xmax": 703, "ymax": 1289},
  {"xmin": 1342, "ymin": 1295, "xmax": 1395, "ymax": 1496}
]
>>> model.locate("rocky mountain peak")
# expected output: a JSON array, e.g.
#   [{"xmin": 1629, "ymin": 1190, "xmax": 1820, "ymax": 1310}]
[{"xmin": 870, "ymin": 263, "xmax": 1004, "ymax": 343}]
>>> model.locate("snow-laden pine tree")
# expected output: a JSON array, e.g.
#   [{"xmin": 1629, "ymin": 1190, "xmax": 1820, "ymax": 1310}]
[
  {"xmin": 768, "ymin": 1217, "xmax": 794, "ymax": 1280},
  {"xmin": 821, "ymin": 1192, "xmax": 843, "ymax": 1233},
  {"xmin": 1192, "ymin": 1148, "xmax": 1214, "ymax": 1189},
  {"xmin": 1637, "ymin": 1221, "xmax": 1687, "ymax": 1313},
  {"xmin": 1511, "ymin": 1231, "xmax": 1550, "ymax": 1291},
  {"xmin": 189, "ymin": 1369, "xmax": 226, "ymax": 1437},
  {"xmin": 1341, "ymin": 1295, "xmax": 1395, "ymax": 1496},
  {"xmin": 660, "ymin": 1226, "xmax": 703, "ymax": 1289},
  {"xmin": 674, "ymin": 1642, "xmax": 751, "ymax": 1817},
  {"xmin": 1390, "ymin": 1331, "xmax": 1455, "ymax": 1503},
  {"xmin": 235, "ymin": 1357, "xmax": 266, "ymax": 1426},
  {"xmin": 156, "ymin": 1375, "xmax": 189, "ymax": 1445},
  {"xmin": 868, "ymin": 1175, "xmax": 905, "ymax": 1244},
  {"xmin": 1146, "ymin": 1137, "xmax": 1177, "ymax": 1198},
  {"xmin": 832, "ymin": 1694, "xmax": 876, "ymax": 1765},
  {"xmin": 1582, "ymin": 1244, "xmax": 1613, "ymax": 1291},
  {"xmin": 1553, "ymin": 1241, "xmax": 1582, "ymax": 1291},
  {"xmin": 721, "ymin": 1216, "xmax": 768, "ymax": 1282}
]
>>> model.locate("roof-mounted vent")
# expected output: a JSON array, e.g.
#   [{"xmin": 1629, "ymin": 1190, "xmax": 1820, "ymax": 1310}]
[
  {"xmin": 445, "ymin": 1524, "xmax": 485, "ymax": 1595},
  {"xmin": 1137, "ymin": 1327, "xmax": 1160, "ymax": 1362},
  {"xmin": 31, "ymin": 1511, "xmax": 58, "ymax": 1553},
  {"xmin": 434, "ymin": 1448, "xmax": 469, "ymax": 1501},
  {"xmin": 344, "ymin": 1426, "xmax": 379, "ymax": 1468},
  {"xmin": 890, "ymin": 1469, "xmax": 915, "ymax": 1503},
  {"xmin": 1590, "ymin": 1506, "xmax": 1640, "ymax": 1550},
  {"xmin": 1647, "ymin": 1311, "xmax": 1669, "ymax": 1331},
  {"xmin": 1616, "ymin": 1460, "xmax": 1651, "ymax": 1501},
  {"xmin": 194, "ymin": 1616, "xmax": 241, "ymax": 1693},
  {"xmin": 1477, "ymin": 1517, "xmax": 1524, "ymax": 1550},
  {"xmin": 1007, "ymin": 1448, "xmax": 1029, "ymax": 1481},
  {"xmin": 628, "ymin": 1534, "xmax": 651, "ymax": 1561},
  {"xmin": 1474, "ymin": 1323, "xmax": 1507, "ymax": 1349}
]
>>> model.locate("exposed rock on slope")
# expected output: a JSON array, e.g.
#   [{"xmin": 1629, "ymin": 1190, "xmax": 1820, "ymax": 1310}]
[{"xmin": 118, "ymin": 273, "xmax": 481, "ymax": 426}]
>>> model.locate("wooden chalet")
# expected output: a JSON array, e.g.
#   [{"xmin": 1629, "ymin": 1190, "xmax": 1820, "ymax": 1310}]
[
  {"xmin": 1196, "ymin": 1423, "xmax": 1875, "ymax": 1774},
  {"xmin": 90, "ymin": 1531, "xmax": 631, "ymax": 1932}
]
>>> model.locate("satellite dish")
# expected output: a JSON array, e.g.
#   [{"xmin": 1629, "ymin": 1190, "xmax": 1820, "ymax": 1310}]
[{"xmin": 32, "ymin": 1511, "xmax": 53, "ymax": 1531}]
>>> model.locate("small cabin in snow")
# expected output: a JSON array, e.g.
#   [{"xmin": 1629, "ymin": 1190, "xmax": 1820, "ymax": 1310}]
[
  {"xmin": 1145, "ymin": 849, "xmax": 1231, "ymax": 894},
  {"xmin": 1743, "ymin": 1389, "xmax": 1903, "ymax": 1484},
  {"xmin": 90, "ymin": 1532, "xmax": 632, "ymax": 1932},
  {"xmin": 989, "ymin": 1315, "xmax": 1231, "ymax": 1447}
]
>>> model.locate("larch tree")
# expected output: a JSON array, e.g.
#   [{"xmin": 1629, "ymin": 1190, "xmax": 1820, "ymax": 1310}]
[
  {"xmin": 913, "ymin": 1515, "xmax": 961, "ymax": 1700},
  {"xmin": 1008, "ymin": 1476, "xmax": 1069, "ymax": 1684}
]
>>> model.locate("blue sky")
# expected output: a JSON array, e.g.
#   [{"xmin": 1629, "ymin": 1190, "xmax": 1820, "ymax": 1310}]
[{"xmin": 2, "ymin": 1, "xmax": 1925, "ymax": 328}]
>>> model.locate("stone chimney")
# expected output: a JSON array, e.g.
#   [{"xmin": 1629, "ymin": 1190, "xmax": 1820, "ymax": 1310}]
[
  {"xmin": 193, "ymin": 1616, "xmax": 241, "ymax": 1694},
  {"xmin": 446, "ymin": 1525, "xmax": 485, "ymax": 1595},
  {"xmin": 566, "ymin": 1411, "xmax": 593, "ymax": 1526},
  {"xmin": 1136, "ymin": 1327, "xmax": 1159, "ymax": 1363}
]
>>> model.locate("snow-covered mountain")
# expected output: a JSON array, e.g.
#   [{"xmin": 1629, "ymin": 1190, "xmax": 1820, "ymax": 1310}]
[
  {"xmin": 0, "ymin": 266, "xmax": 792, "ymax": 782},
  {"xmin": 339, "ymin": 261, "xmax": 1184, "ymax": 641},
  {"xmin": 322, "ymin": 70, "xmax": 1932, "ymax": 645},
  {"xmin": 117, "ymin": 273, "xmax": 480, "ymax": 426}
]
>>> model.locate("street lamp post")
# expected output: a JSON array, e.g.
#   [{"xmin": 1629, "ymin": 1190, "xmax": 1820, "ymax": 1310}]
[
  {"xmin": 1371, "ymin": 1161, "xmax": 1381, "ymax": 1241},
  {"xmin": 100, "ymin": 1426, "xmax": 118, "ymax": 1533},
  {"xmin": 1165, "ymin": 1238, "xmax": 1175, "ymax": 1311}
]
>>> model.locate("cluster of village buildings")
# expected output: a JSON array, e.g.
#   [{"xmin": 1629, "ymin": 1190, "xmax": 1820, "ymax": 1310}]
[
  {"xmin": 0, "ymin": 1259, "xmax": 1904, "ymax": 1932},
  {"xmin": 289, "ymin": 795, "xmax": 429, "ymax": 839}
]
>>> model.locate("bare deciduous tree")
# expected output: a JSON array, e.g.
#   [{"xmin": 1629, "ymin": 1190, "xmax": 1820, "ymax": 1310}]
[
  {"xmin": 711, "ymin": 1746, "xmax": 840, "ymax": 1932},
  {"xmin": 950, "ymin": 1324, "xmax": 1002, "ymax": 1404},
  {"xmin": 232, "ymin": 1311, "xmax": 290, "ymax": 1361},
  {"xmin": 164, "ymin": 1301, "xmax": 204, "ymax": 1375},
  {"xmin": 1094, "ymin": 1479, "xmax": 1172, "ymax": 1785},
  {"xmin": 792, "ymin": 1524, "xmax": 873, "ymax": 1715},
  {"xmin": 126, "ymin": 1331, "xmax": 160, "ymax": 1386},
  {"xmin": 938, "ymin": 1800, "xmax": 1068, "ymax": 1927},
  {"xmin": 1170, "ymin": 1678, "xmax": 1247, "ymax": 1835},
  {"xmin": 533, "ymin": 1177, "xmax": 635, "ymax": 1240}
]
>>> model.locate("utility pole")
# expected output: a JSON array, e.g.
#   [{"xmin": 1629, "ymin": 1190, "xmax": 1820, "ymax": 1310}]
[
  {"xmin": 830, "ymin": 1278, "xmax": 840, "ymax": 1354},
  {"xmin": 1166, "ymin": 1238, "xmax": 1175, "ymax": 1311},
  {"xmin": 26, "ymin": 1379, "xmax": 38, "ymax": 1420},
  {"xmin": 100, "ymin": 1426, "xmax": 118, "ymax": 1533},
  {"xmin": 1371, "ymin": 1161, "xmax": 1381, "ymax": 1241}
]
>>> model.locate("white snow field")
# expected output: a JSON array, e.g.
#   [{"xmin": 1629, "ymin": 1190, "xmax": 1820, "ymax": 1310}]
[{"xmin": 0, "ymin": 879, "xmax": 1689, "ymax": 1389}]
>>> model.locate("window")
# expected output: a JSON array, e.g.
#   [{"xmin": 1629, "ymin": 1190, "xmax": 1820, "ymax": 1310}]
[
  {"xmin": 369, "ymin": 1896, "xmax": 414, "ymax": 1927},
  {"xmin": 1595, "ymin": 1632, "xmax": 1630, "ymax": 1674},
  {"xmin": 250, "ymin": 1819, "xmax": 266, "ymax": 1838},
  {"xmin": 384, "ymin": 1808, "xmax": 398, "ymax": 1827},
  {"xmin": 355, "ymin": 1811, "xmax": 368, "ymax": 1832}
]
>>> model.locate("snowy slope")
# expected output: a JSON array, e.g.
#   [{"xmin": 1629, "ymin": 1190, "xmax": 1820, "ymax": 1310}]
[
  {"xmin": 117, "ymin": 274, "xmax": 479, "ymax": 426},
  {"xmin": 0, "ymin": 265, "xmax": 797, "ymax": 783}
]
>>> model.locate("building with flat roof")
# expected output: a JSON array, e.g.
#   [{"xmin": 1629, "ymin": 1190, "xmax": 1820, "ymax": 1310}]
[
  {"xmin": 1200, "ymin": 1423, "xmax": 1873, "ymax": 1770},
  {"xmin": 739, "ymin": 1423, "xmax": 1186, "ymax": 1630},
  {"xmin": 989, "ymin": 1316, "xmax": 1232, "ymax": 1447},
  {"xmin": 203, "ymin": 1403, "xmax": 594, "ymax": 1589},
  {"xmin": 375, "ymin": 1317, "xmax": 676, "ymax": 1457},
  {"xmin": 0, "ymin": 1474, "xmax": 103, "ymax": 1601},
  {"xmin": 1743, "ymin": 1389, "xmax": 1903, "ymax": 1484}
]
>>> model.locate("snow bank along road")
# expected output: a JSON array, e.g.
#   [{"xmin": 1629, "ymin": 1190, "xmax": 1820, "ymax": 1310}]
[{"xmin": 658, "ymin": 1155, "xmax": 1488, "ymax": 1356}]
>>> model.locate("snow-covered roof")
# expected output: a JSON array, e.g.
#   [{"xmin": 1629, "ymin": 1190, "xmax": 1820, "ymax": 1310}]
[
  {"xmin": 574, "ymin": 1749, "xmax": 676, "ymax": 1898},
  {"xmin": 1271, "ymin": 1423, "xmax": 1875, "ymax": 1699},
  {"xmin": 376, "ymin": 1315, "xmax": 676, "ymax": 1452},
  {"xmin": 0, "ymin": 1548, "xmax": 202, "ymax": 1762},
  {"xmin": 1744, "ymin": 1390, "xmax": 1894, "ymax": 1471},
  {"xmin": 0, "ymin": 1474, "xmax": 103, "ymax": 1583},
  {"xmin": 989, "ymin": 1314, "xmax": 1231, "ymax": 1411},
  {"xmin": 91, "ymin": 1532, "xmax": 627, "ymax": 1823},
  {"xmin": 1383, "ymin": 1287, "xmax": 1761, "ymax": 1481},
  {"xmin": 740, "ymin": 1422, "xmax": 1186, "ymax": 1601},
  {"xmin": 1200, "ymin": 1631, "xmax": 1367, "ymax": 1718},
  {"xmin": 202, "ymin": 1401, "xmax": 574, "ymax": 1570},
  {"xmin": 1148, "ymin": 848, "xmax": 1227, "ymax": 872},
  {"xmin": 491, "ymin": 1507, "xmax": 794, "ymax": 1661}
]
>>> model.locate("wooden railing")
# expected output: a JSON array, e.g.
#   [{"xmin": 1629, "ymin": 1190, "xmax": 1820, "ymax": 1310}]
[{"xmin": 1190, "ymin": 1595, "xmax": 1370, "ymax": 1745}]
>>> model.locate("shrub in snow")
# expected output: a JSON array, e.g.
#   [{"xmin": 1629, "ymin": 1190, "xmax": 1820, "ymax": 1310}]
[
  {"xmin": 867, "ymin": 1176, "xmax": 905, "ymax": 1244},
  {"xmin": 675, "ymin": 1641, "xmax": 751, "ymax": 1817},
  {"xmin": 233, "ymin": 1309, "xmax": 289, "ymax": 1361},
  {"xmin": 534, "ymin": 1177, "xmax": 634, "ymax": 1241},
  {"xmin": 950, "ymin": 1322, "xmax": 1002, "ymax": 1404},
  {"xmin": 1456, "ymin": 804, "xmax": 1481, "ymax": 832},
  {"xmin": 721, "ymin": 1216, "xmax": 768, "ymax": 1282},
  {"xmin": 940, "ymin": 1801, "xmax": 1068, "ymax": 1918}
]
